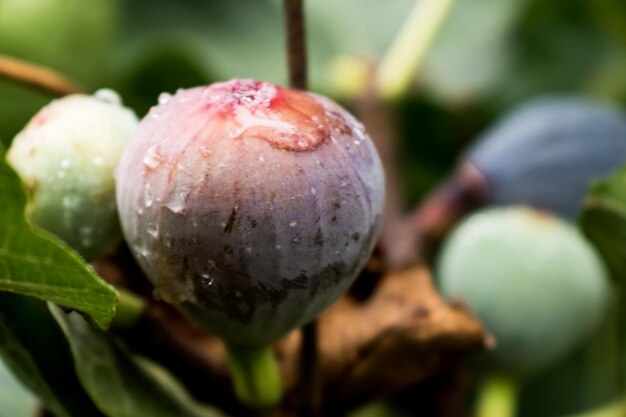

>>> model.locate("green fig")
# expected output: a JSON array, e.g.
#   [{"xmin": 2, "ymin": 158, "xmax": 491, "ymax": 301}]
[{"xmin": 7, "ymin": 90, "xmax": 138, "ymax": 260}]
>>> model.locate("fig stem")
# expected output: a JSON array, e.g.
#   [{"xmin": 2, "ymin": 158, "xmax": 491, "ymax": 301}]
[
  {"xmin": 283, "ymin": 1, "xmax": 321, "ymax": 414},
  {"xmin": 475, "ymin": 374, "xmax": 519, "ymax": 417},
  {"xmin": 283, "ymin": 0, "xmax": 308, "ymax": 90},
  {"xmin": 111, "ymin": 290, "xmax": 146, "ymax": 329},
  {"xmin": 0, "ymin": 54, "xmax": 82, "ymax": 96},
  {"xmin": 299, "ymin": 321, "xmax": 320, "ymax": 417},
  {"xmin": 226, "ymin": 345, "xmax": 283, "ymax": 409},
  {"xmin": 375, "ymin": 0, "xmax": 455, "ymax": 100}
]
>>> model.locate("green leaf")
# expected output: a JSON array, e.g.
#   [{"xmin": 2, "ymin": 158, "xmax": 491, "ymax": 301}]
[
  {"xmin": 0, "ymin": 293, "xmax": 105, "ymax": 417},
  {"xmin": 580, "ymin": 164, "xmax": 626, "ymax": 284},
  {"xmin": 50, "ymin": 305, "xmax": 227, "ymax": 417},
  {"xmin": 0, "ymin": 150, "xmax": 118, "ymax": 329}
]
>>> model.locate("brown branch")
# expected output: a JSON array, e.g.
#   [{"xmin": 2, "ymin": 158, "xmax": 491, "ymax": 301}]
[
  {"xmin": 0, "ymin": 54, "xmax": 82, "ymax": 96},
  {"xmin": 297, "ymin": 321, "xmax": 320, "ymax": 417},
  {"xmin": 396, "ymin": 162, "xmax": 489, "ymax": 264},
  {"xmin": 283, "ymin": 0, "xmax": 308, "ymax": 90},
  {"xmin": 353, "ymin": 77, "xmax": 411, "ymax": 270},
  {"xmin": 282, "ymin": 1, "xmax": 319, "ymax": 414}
]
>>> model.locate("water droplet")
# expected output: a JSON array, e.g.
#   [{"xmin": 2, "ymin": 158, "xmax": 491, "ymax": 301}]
[
  {"xmin": 144, "ymin": 185, "xmax": 154, "ymax": 207},
  {"xmin": 235, "ymin": 291, "xmax": 243, "ymax": 298},
  {"xmin": 158, "ymin": 92, "xmax": 172, "ymax": 105},
  {"xmin": 94, "ymin": 89, "xmax": 122, "ymax": 105},
  {"xmin": 289, "ymin": 220, "xmax": 297, "ymax": 227},
  {"xmin": 276, "ymin": 245, "xmax": 282, "ymax": 250},
  {"xmin": 340, "ymin": 181, "xmax": 348, "ymax": 188},
  {"xmin": 353, "ymin": 140, "xmax": 361, "ymax": 146},
  {"xmin": 136, "ymin": 207, "xmax": 144, "ymax": 215},
  {"xmin": 92, "ymin": 156, "xmax": 104, "ymax": 166},
  {"xmin": 245, "ymin": 246, "xmax": 252, "ymax": 253},
  {"xmin": 132, "ymin": 237, "xmax": 150, "ymax": 258},
  {"xmin": 143, "ymin": 145, "xmax": 162, "ymax": 169},
  {"xmin": 200, "ymin": 274, "xmax": 214, "ymax": 287},
  {"xmin": 311, "ymin": 188, "xmax": 317, "ymax": 195},
  {"xmin": 60, "ymin": 158, "xmax": 72, "ymax": 169},
  {"xmin": 259, "ymin": 154, "xmax": 265, "ymax": 162},
  {"xmin": 146, "ymin": 222, "xmax": 159, "ymax": 238},
  {"xmin": 221, "ymin": 222, "xmax": 227, "ymax": 229},
  {"xmin": 164, "ymin": 187, "xmax": 189, "ymax": 214}
]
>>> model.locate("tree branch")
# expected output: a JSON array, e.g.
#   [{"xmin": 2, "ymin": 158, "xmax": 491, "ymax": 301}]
[
  {"xmin": 283, "ymin": 0, "xmax": 308, "ymax": 90},
  {"xmin": 0, "ymin": 54, "xmax": 82, "ymax": 96}
]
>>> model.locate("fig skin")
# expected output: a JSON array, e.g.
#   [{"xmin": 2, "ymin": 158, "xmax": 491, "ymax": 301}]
[
  {"xmin": 468, "ymin": 97, "xmax": 626, "ymax": 220},
  {"xmin": 437, "ymin": 206, "xmax": 609, "ymax": 376},
  {"xmin": 116, "ymin": 79, "xmax": 384, "ymax": 348},
  {"xmin": 7, "ymin": 90, "xmax": 139, "ymax": 260}
]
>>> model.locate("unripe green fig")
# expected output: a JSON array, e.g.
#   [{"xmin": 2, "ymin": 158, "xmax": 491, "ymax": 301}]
[
  {"xmin": 7, "ymin": 90, "xmax": 139, "ymax": 260},
  {"xmin": 437, "ymin": 206, "xmax": 609, "ymax": 375},
  {"xmin": 116, "ymin": 79, "xmax": 384, "ymax": 348}
]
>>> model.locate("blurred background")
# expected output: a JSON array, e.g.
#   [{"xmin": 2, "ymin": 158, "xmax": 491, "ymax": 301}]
[
  {"xmin": 2, "ymin": 0, "xmax": 626, "ymax": 206},
  {"xmin": 2, "ymin": 0, "xmax": 626, "ymax": 416}
]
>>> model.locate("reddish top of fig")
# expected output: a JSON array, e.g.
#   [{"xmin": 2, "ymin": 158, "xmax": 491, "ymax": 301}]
[
  {"xmin": 196, "ymin": 79, "xmax": 330, "ymax": 152},
  {"xmin": 116, "ymin": 79, "xmax": 384, "ymax": 348}
]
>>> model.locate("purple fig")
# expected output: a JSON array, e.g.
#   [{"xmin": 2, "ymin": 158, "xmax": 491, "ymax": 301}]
[{"xmin": 116, "ymin": 79, "xmax": 384, "ymax": 348}]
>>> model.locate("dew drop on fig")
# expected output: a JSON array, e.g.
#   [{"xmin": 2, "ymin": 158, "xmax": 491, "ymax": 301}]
[
  {"xmin": 143, "ymin": 145, "xmax": 162, "ymax": 169},
  {"xmin": 158, "ymin": 92, "xmax": 172, "ymax": 105},
  {"xmin": 146, "ymin": 222, "xmax": 158, "ymax": 238}
]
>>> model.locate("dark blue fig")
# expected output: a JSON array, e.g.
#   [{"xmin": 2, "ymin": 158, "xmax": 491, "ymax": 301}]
[{"xmin": 468, "ymin": 97, "xmax": 626, "ymax": 220}]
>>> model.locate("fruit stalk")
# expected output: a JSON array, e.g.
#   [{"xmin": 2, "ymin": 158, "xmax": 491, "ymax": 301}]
[
  {"xmin": 283, "ymin": 0, "xmax": 320, "ymax": 413},
  {"xmin": 226, "ymin": 346, "xmax": 283, "ymax": 409},
  {"xmin": 283, "ymin": 0, "xmax": 308, "ymax": 90},
  {"xmin": 475, "ymin": 374, "xmax": 520, "ymax": 417},
  {"xmin": 0, "ymin": 53, "xmax": 82, "ymax": 96}
]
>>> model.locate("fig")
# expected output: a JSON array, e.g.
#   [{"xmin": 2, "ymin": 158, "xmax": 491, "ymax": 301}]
[
  {"xmin": 468, "ymin": 97, "xmax": 626, "ymax": 220},
  {"xmin": 116, "ymin": 79, "xmax": 384, "ymax": 406},
  {"xmin": 7, "ymin": 90, "xmax": 139, "ymax": 260},
  {"xmin": 437, "ymin": 206, "xmax": 609, "ymax": 375},
  {"xmin": 437, "ymin": 206, "xmax": 610, "ymax": 416}
]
